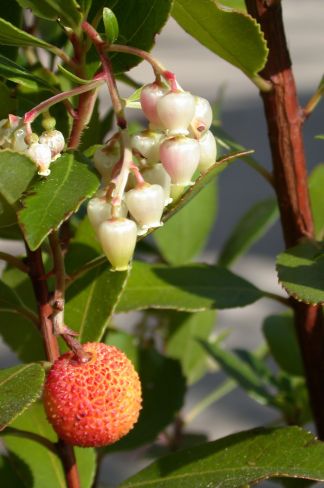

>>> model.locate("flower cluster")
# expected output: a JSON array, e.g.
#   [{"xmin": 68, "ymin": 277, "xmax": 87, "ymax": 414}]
[
  {"xmin": 87, "ymin": 78, "xmax": 217, "ymax": 272},
  {"xmin": 0, "ymin": 115, "xmax": 65, "ymax": 176}
]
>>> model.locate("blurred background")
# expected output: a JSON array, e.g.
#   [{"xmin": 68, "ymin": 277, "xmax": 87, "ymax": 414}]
[{"xmin": 1, "ymin": 1, "xmax": 323, "ymax": 486}]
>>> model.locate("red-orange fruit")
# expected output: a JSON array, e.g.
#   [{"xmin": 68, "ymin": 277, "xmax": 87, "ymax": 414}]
[{"xmin": 43, "ymin": 342, "xmax": 142, "ymax": 447}]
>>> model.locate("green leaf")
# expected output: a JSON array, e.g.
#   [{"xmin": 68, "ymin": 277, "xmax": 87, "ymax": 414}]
[
  {"xmin": 0, "ymin": 455, "xmax": 25, "ymax": 487},
  {"xmin": 0, "ymin": 150, "xmax": 36, "ymax": 204},
  {"xmin": 165, "ymin": 311, "xmax": 216, "ymax": 385},
  {"xmin": 57, "ymin": 64, "xmax": 92, "ymax": 85},
  {"xmin": 0, "ymin": 1, "xmax": 23, "ymax": 60},
  {"xmin": 218, "ymin": 198, "xmax": 278, "ymax": 267},
  {"xmin": 0, "ymin": 54, "xmax": 53, "ymax": 89},
  {"xmin": 120, "ymin": 427, "xmax": 324, "ymax": 487},
  {"xmin": 65, "ymin": 216, "xmax": 102, "ymax": 274},
  {"xmin": 90, "ymin": 0, "xmax": 173, "ymax": 73},
  {"xmin": 0, "ymin": 278, "xmax": 37, "ymax": 325},
  {"xmin": 172, "ymin": 0, "xmax": 268, "ymax": 82},
  {"xmin": 117, "ymin": 261, "xmax": 263, "ymax": 312},
  {"xmin": 65, "ymin": 264, "xmax": 129, "ymax": 343},
  {"xmin": 0, "ymin": 267, "xmax": 42, "ymax": 362},
  {"xmin": 154, "ymin": 179, "xmax": 217, "ymax": 265},
  {"xmin": 276, "ymin": 240, "xmax": 324, "ymax": 305},
  {"xmin": 309, "ymin": 164, "xmax": 324, "ymax": 239},
  {"xmin": 0, "ymin": 364, "xmax": 45, "ymax": 430},
  {"xmin": 0, "ymin": 82, "xmax": 17, "ymax": 119},
  {"xmin": 3, "ymin": 402, "xmax": 96, "ymax": 488},
  {"xmin": 104, "ymin": 329, "xmax": 139, "ymax": 367},
  {"xmin": 263, "ymin": 314, "xmax": 304, "ymax": 377},
  {"xmin": 0, "ymin": 17, "xmax": 53, "ymax": 49},
  {"xmin": 104, "ymin": 347, "xmax": 186, "ymax": 452},
  {"xmin": 201, "ymin": 341, "xmax": 274, "ymax": 405},
  {"xmin": 0, "ymin": 195, "xmax": 20, "ymax": 239},
  {"xmin": 103, "ymin": 7, "xmax": 119, "ymax": 44},
  {"xmin": 15, "ymin": 0, "xmax": 82, "ymax": 29},
  {"xmin": 18, "ymin": 152, "xmax": 100, "ymax": 250}
]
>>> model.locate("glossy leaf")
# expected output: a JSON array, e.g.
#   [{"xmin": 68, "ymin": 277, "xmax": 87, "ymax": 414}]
[
  {"xmin": 105, "ymin": 347, "xmax": 186, "ymax": 452},
  {"xmin": 90, "ymin": 0, "xmax": 173, "ymax": 73},
  {"xmin": 15, "ymin": 0, "xmax": 82, "ymax": 29},
  {"xmin": 18, "ymin": 152, "xmax": 100, "ymax": 250},
  {"xmin": 263, "ymin": 314, "xmax": 304, "ymax": 377},
  {"xmin": 309, "ymin": 164, "xmax": 324, "ymax": 239},
  {"xmin": 0, "ymin": 17, "xmax": 52, "ymax": 49},
  {"xmin": 3, "ymin": 402, "xmax": 96, "ymax": 488},
  {"xmin": 0, "ymin": 1, "xmax": 23, "ymax": 60},
  {"xmin": 276, "ymin": 240, "xmax": 324, "ymax": 305},
  {"xmin": 172, "ymin": 0, "xmax": 268, "ymax": 81},
  {"xmin": 0, "ymin": 54, "xmax": 53, "ymax": 89},
  {"xmin": 201, "ymin": 341, "xmax": 274, "ymax": 405},
  {"xmin": 0, "ymin": 150, "xmax": 36, "ymax": 204},
  {"xmin": 0, "ymin": 364, "xmax": 45, "ymax": 430},
  {"xmin": 103, "ymin": 7, "xmax": 119, "ymax": 44},
  {"xmin": 165, "ymin": 310, "xmax": 216, "ymax": 384},
  {"xmin": 117, "ymin": 261, "xmax": 263, "ymax": 312},
  {"xmin": 154, "ymin": 180, "xmax": 217, "ymax": 265},
  {"xmin": 218, "ymin": 197, "xmax": 278, "ymax": 267},
  {"xmin": 65, "ymin": 264, "xmax": 129, "ymax": 343},
  {"xmin": 121, "ymin": 427, "xmax": 324, "ymax": 487}
]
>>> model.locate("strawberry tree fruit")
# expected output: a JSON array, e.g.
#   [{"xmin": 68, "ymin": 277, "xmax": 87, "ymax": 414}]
[{"xmin": 44, "ymin": 343, "xmax": 142, "ymax": 447}]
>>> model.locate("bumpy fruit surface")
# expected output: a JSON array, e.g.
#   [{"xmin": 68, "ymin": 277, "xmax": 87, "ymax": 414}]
[{"xmin": 44, "ymin": 342, "xmax": 142, "ymax": 447}]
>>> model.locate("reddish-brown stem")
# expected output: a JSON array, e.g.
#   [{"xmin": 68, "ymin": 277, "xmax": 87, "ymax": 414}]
[
  {"xmin": 245, "ymin": 0, "xmax": 324, "ymax": 438},
  {"xmin": 82, "ymin": 21, "xmax": 127, "ymax": 129},
  {"xmin": 25, "ymin": 244, "xmax": 80, "ymax": 487},
  {"xmin": 68, "ymin": 88, "xmax": 98, "ymax": 149}
]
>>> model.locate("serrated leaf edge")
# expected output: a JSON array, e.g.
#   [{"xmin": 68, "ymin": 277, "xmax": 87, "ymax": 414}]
[{"xmin": 0, "ymin": 363, "xmax": 45, "ymax": 431}]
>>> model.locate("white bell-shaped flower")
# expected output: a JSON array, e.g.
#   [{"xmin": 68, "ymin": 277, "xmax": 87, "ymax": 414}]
[
  {"xmin": 142, "ymin": 164, "xmax": 172, "ymax": 206},
  {"xmin": 12, "ymin": 128, "xmax": 28, "ymax": 152},
  {"xmin": 131, "ymin": 130, "xmax": 163, "ymax": 165},
  {"xmin": 190, "ymin": 97, "xmax": 213, "ymax": 137},
  {"xmin": 98, "ymin": 218, "xmax": 137, "ymax": 271},
  {"xmin": 159, "ymin": 136, "xmax": 200, "ymax": 186},
  {"xmin": 140, "ymin": 83, "xmax": 167, "ymax": 126},
  {"xmin": 93, "ymin": 142, "xmax": 120, "ymax": 181},
  {"xmin": 157, "ymin": 91, "xmax": 195, "ymax": 135},
  {"xmin": 39, "ymin": 130, "xmax": 65, "ymax": 159},
  {"xmin": 87, "ymin": 197, "xmax": 127, "ymax": 231},
  {"xmin": 125, "ymin": 183, "xmax": 165, "ymax": 235},
  {"xmin": 198, "ymin": 130, "xmax": 217, "ymax": 173},
  {"xmin": 27, "ymin": 142, "xmax": 52, "ymax": 176}
]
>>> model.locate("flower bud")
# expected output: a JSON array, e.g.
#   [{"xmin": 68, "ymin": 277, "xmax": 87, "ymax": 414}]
[
  {"xmin": 39, "ymin": 130, "xmax": 65, "ymax": 159},
  {"xmin": 142, "ymin": 164, "xmax": 172, "ymax": 206},
  {"xmin": 12, "ymin": 128, "xmax": 28, "ymax": 152},
  {"xmin": 125, "ymin": 184, "xmax": 165, "ymax": 235},
  {"xmin": 157, "ymin": 91, "xmax": 195, "ymax": 135},
  {"xmin": 159, "ymin": 136, "xmax": 200, "ymax": 186},
  {"xmin": 27, "ymin": 142, "xmax": 52, "ymax": 176},
  {"xmin": 131, "ymin": 130, "xmax": 163, "ymax": 165},
  {"xmin": 93, "ymin": 142, "xmax": 120, "ymax": 181},
  {"xmin": 87, "ymin": 197, "xmax": 127, "ymax": 231},
  {"xmin": 140, "ymin": 83, "xmax": 167, "ymax": 126},
  {"xmin": 98, "ymin": 218, "xmax": 137, "ymax": 271},
  {"xmin": 190, "ymin": 97, "xmax": 213, "ymax": 136},
  {"xmin": 198, "ymin": 130, "xmax": 217, "ymax": 173}
]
